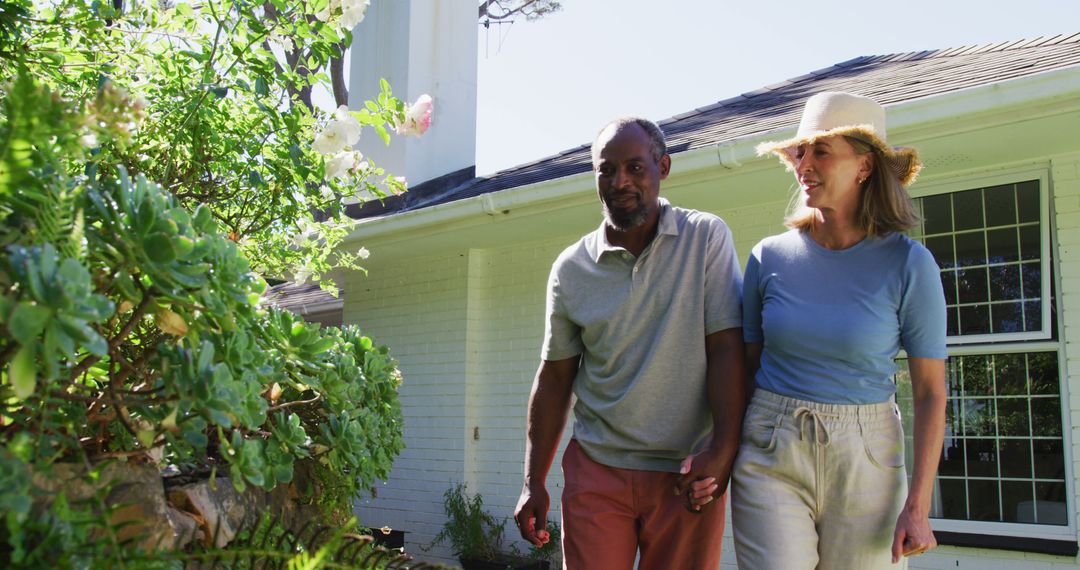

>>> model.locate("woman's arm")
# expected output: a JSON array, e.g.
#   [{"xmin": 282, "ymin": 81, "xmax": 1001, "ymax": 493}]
[{"xmin": 891, "ymin": 356, "xmax": 947, "ymax": 562}]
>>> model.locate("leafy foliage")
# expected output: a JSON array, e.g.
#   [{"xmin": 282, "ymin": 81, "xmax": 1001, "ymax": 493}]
[
  {"xmin": 1, "ymin": 0, "xmax": 409, "ymax": 289},
  {"xmin": 0, "ymin": 0, "xmax": 412, "ymax": 562},
  {"xmin": 427, "ymin": 483, "xmax": 507, "ymax": 561}
]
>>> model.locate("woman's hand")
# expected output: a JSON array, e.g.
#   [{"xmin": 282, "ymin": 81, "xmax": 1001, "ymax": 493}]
[{"xmin": 892, "ymin": 503, "xmax": 937, "ymax": 561}]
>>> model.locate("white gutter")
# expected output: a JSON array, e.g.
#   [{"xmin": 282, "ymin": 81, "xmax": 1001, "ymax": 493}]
[
  {"xmin": 344, "ymin": 65, "xmax": 1080, "ymax": 244},
  {"xmin": 297, "ymin": 300, "xmax": 343, "ymax": 315}
]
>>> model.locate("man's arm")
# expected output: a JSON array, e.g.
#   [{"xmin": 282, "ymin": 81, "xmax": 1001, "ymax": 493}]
[
  {"xmin": 675, "ymin": 327, "xmax": 746, "ymax": 510},
  {"xmin": 514, "ymin": 355, "xmax": 579, "ymax": 546}
]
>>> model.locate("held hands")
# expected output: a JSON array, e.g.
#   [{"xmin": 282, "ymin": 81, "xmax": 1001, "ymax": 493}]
[
  {"xmin": 891, "ymin": 504, "xmax": 937, "ymax": 562},
  {"xmin": 673, "ymin": 447, "xmax": 730, "ymax": 512},
  {"xmin": 514, "ymin": 486, "xmax": 552, "ymax": 548}
]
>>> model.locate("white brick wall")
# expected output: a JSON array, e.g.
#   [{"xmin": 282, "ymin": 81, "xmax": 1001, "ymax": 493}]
[{"xmin": 346, "ymin": 156, "xmax": 1080, "ymax": 568}]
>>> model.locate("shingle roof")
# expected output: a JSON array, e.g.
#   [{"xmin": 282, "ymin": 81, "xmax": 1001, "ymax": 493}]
[
  {"xmin": 263, "ymin": 281, "xmax": 342, "ymax": 312},
  {"xmin": 349, "ymin": 33, "xmax": 1080, "ymax": 219}
]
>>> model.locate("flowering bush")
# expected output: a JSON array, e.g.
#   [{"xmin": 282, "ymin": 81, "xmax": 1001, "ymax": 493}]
[
  {"xmin": 0, "ymin": 0, "xmax": 428, "ymax": 565},
  {"xmin": 0, "ymin": 0, "xmax": 429, "ymax": 292}
]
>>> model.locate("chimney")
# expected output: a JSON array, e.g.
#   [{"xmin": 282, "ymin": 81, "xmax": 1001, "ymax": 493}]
[{"xmin": 348, "ymin": 0, "xmax": 477, "ymax": 189}]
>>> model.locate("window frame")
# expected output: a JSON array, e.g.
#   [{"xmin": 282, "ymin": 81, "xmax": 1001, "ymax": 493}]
[
  {"xmin": 902, "ymin": 166, "xmax": 1076, "ymax": 542},
  {"xmin": 909, "ymin": 168, "xmax": 1052, "ymax": 345}
]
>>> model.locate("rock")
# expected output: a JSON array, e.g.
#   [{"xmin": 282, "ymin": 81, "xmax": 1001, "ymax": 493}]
[
  {"xmin": 31, "ymin": 461, "xmax": 173, "ymax": 551},
  {"xmin": 165, "ymin": 505, "xmax": 202, "ymax": 549},
  {"xmin": 168, "ymin": 479, "xmax": 250, "ymax": 548}
]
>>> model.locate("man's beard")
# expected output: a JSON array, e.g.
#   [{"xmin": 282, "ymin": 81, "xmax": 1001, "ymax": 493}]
[{"xmin": 602, "ymin": 198, "xmax": 648, "ymax": 231}]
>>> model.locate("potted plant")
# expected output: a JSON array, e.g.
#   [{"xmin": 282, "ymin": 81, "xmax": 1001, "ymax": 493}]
[{"xmin": 428, "ymin": 483, "xmax": 554, "ymax": 570}]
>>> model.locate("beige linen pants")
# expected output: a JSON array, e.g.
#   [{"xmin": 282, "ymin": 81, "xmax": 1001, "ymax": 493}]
[{"xmin": 731, "ymin": 389, "xmax": 907, "ymax": 570}]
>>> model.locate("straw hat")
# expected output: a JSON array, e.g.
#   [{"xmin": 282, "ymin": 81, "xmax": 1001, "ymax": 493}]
[{"xmin": 756, "ymin": 92, "xmax": 921, "ymax": 186}]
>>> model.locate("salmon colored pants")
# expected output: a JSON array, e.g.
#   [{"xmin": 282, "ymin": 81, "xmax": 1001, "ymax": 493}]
[{"xmin": 560, "ymin": 439, "xmax": 726, "ymax": 570}]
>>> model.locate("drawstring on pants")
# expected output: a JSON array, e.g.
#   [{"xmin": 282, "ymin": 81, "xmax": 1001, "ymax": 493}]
[{"xmin": 793, "ymin": 406, "xmax": 838, "ymax": 446}]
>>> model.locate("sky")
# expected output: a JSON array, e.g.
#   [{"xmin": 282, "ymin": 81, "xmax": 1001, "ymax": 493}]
[{"xmin": 474, "ymin": 0, "xmax": 1080, "ymax": 175}]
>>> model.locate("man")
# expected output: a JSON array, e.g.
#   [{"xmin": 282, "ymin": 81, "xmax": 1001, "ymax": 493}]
[{"xmin": 513, "ymin": 117, "xmax": 746, "ymax": 569}]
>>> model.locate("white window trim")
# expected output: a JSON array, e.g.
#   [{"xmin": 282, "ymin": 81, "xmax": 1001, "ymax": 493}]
[{"xmin": 909, "ymin": 168, "xmax": 1052, "ymax": 345}]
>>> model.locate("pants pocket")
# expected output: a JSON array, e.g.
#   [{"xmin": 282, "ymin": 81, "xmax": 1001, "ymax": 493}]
[
  {"xmin": 861, "ymin": 414, "xmax": 905, "ymax": 470},
  {"xmin": 741, "ymin": 408, "xmax": 780, "ymax": 453}
]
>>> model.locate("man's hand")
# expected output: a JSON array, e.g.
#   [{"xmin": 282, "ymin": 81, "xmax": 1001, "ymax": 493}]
[
  {"xmin": 673, "ymin": 447, "xmax": 730, "ymax": 512},
  {"xmin": 514, "ymin": 486, "xmax": 552, "ymax": 547},
  {"xmin": 891, "ymin": 503, "xmax": 936, "ymax": 562}
]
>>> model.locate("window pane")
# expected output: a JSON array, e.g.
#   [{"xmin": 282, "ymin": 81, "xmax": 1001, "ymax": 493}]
[
  {"xmin": 1021, "ymin": 262, "xmax": 1040, "ymax": 299},
  {"xmin": 1034, "ymin": 482, "xmax": 1068, "ymax": 525},
  {"xmin": 1029, "ymin": 353, "xmax": 1058, "ymax": 395},
  {"xmin": 923, "ymin": 193, "xmax": 953, "ymax": 234},
  {"xmin": 961, "ymin": 356, "xmax": 992, "ymax": 395},
  {"xmin": 990, "ymin": 302, "xmax": 1023, "ymax": 333},
  {"xmin": 940, "ymin": 438, "xmax": 965, "ymax": 476},
  {"xmin": 956, "ymin": 267, "xmax": 988, "ymax": 304},
  {"xmin": 996, "ymin": 398, "xmax": 1030, "ymax": 436},
  {"xmin": 1003, "ymin": 480, "xmax": 1035, "ymax": 523},
  {"xmin": 984, "ymin": 183, "xmax": 1017, "ymax": 227},
  {"xmin": 926, "ymin": 235, "xmax": 955, "ymax": 268},
  {"xmin": 968, "ymin": 479, "xmax": 1001, "ymax": 521},
  {"xmin": 1033, "ymin": 440, "xmax": 1065, "ymax": 479},
  {"xmin": 954, "ymin": 231, "xmax": 985, "ymax": 267},
  {"xmin": 941, "ymin": 271, "xmax": 958, "ymax": 305},
  {"xmin": 986, "ymin": 228, "xmax": 1018, "ymax": 263},
  {"xmin": 946, "ymin": 307, "xmax": 959, "ymax": 336},
  {"xmin": 958, "ymin": 304, "xmax": 990, "ymax": 335},
  {"xmin": 1019, "ymin": 225, "xmax": 1040, "ymax": 260},
  {"xmin": 1024, "ymin": 301, "xmax": 1042, "ymax": 333},
  {"xmin": 964, "ymin": 438, "xmax": 997, "ymax": 478},
  {"xmin": 1030, "ymin": 399, "xmax": 1062, "ymax": 437},
  {"xmin": 1017, "ymin": 180, "xmax": 1039, "ymax": 223},
  {"xmin": 999, "ymin": 439, "xmax": 1032, "ymax": 478},
  {"xmin": 937, "ymin": 478, "xmax": 968, "ymax": 519},
  {"xmin": 953, "ymin": 189, "xmax": 985, "ymax": 231},
  {"xmin": 963, "ymin": 403, "xmax": 997, "ymax": 438},
  {"xmin": 994, "ymin": 353, "xmax": 1027, "ymax": 395},
  {"xmin": 988, "ymin": 265, "xmax": 1020, "ymax": 302}
]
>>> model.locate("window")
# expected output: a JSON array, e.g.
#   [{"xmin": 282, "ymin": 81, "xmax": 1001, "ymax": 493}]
[{"xmin": 897, "ymin": 170, "xmax": 1073, "ymax": 543}]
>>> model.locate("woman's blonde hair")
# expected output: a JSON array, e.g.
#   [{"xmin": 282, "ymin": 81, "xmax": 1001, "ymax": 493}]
[{"xmin": 784, "ymin": 136, "xmax": 921, "ymax": 237}]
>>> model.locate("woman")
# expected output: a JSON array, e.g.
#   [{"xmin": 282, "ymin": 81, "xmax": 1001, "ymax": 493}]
[{"xmin": 732, "ymin": 92, "xmax": 947, "ymax": 568}]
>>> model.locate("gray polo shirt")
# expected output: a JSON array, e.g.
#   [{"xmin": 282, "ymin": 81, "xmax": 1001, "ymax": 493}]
[{"xmin": 542, "ymin": 198, "xmax": 742, "ymax": 472}]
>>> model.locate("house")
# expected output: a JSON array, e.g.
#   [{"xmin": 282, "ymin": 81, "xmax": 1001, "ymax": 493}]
[{"xmin": 271, "ymin": 14, "xmax": 1080, "ymax": 567}]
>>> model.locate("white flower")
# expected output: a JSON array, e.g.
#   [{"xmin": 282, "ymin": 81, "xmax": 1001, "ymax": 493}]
[
  {"xmin": 325, "ymin": 151, "xmax": 357, "ymax": 179},
  {"xmin": 291, "ymin": 219, "xmax": 318, "ymax": 247},
  {"xmin": 80, "ymin": 132, "xmax": 99, "ymax": 148},
  {"xmin": 316, "ymin": 0, "xmax": 340, "ymax": 21},
  {"xmin": 319, "ymin": 185, "xmax": 335, "ymax": 200},
  {"xmin": 356, "ymin": 247, "xmax": 370, "ymax": 260},
  {"xmin": 293, "ymin": 266, "xmax": 313, "ymax": 286},
  {"xmin": 340, "ymin": 0, "xmax": 370, "ymax": 29},
  {"xmin": 312, "ymin": 106, "xmax": 362, "ymax": 155}
]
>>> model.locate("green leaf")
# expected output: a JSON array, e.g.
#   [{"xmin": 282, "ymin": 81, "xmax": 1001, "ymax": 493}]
[
  {"xmin": 9, "ymin": 346, "xmax": 36, "ymax": 400},
  {"xmin": 145, "ymin": 233, "xmax": 176, "ymax": 263},
  {"xmin": 192, "ymin": 204, "xmax": 213, "ymax": 232},
  {"xmin": 8, "ymin": 302, "xmax": 51, "ymax": 340}
]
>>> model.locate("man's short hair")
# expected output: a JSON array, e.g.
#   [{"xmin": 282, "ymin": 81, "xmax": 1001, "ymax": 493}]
[{"xmin": 591, "ymin": 117, "xmax": 668, "ymax": 167}]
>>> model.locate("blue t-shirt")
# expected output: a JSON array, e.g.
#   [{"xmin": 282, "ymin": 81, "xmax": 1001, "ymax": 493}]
[{"xmin": 743, "ymin": 229, "xmax": 947, "ymax": 404}]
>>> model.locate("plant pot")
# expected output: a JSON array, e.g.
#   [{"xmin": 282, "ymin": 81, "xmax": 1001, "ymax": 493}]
[{"xmin": 459, "ymin": 556, "xmax": 550, "ymax": 570}]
